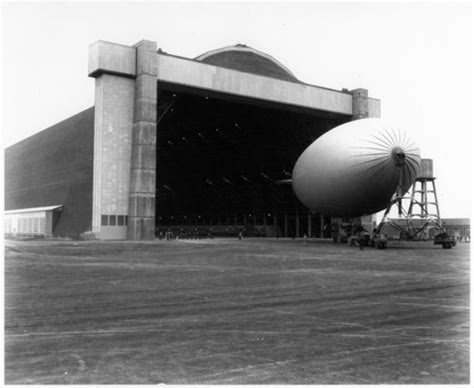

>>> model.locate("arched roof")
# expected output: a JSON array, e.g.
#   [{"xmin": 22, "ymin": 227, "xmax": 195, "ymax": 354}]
[{"xmin": 195, "ymin": 44, "xmax": 298, "ymax": 82}]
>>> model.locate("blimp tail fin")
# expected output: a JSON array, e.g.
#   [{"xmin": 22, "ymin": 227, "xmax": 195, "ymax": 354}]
[{"xmin": 275, "ymin": 179, "xmax": 292, "ymax": 185}]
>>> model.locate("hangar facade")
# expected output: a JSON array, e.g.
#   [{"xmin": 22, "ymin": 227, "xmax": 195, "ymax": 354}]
[{"xmin": 5, "ymin": 39, "xmax": 380, "ymax": 240}]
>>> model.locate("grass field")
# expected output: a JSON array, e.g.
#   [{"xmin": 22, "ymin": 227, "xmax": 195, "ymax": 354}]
[{"xmin": 4, "ymin": 238, "xmax": 470, "ymax": 384}]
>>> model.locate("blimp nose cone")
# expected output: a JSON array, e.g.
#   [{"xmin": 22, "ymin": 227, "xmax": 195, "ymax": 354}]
[
  {"xmin": 392, "ymin": 146, "xmax": 406, "ymax": 166},
  {"xmin": 292, "ymin": 118, "xmax": 421, "ymax": 217}
]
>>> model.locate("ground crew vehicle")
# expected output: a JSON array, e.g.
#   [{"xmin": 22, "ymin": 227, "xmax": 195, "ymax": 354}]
[
  {"xmin": 434, "ymin": 231, "xmax": 456, "ymax": 249},
  {"xmin": 371, "ymin": 233, "xmax": 388, "ymax": 249}
]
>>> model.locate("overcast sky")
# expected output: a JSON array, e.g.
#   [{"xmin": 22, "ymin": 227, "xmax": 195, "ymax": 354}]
[{"xmin": 1, "ymin": 1, "xmax": 472, "ymax": 218}]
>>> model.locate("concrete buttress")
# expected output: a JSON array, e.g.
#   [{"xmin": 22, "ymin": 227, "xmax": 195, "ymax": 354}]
[
  {"xmin": 351, "ymin": 88, "xmax": 369, "ymax": 120},
  {"xmin": 127, "ymin": 40, "xmax": 158, "ymax": 240}
]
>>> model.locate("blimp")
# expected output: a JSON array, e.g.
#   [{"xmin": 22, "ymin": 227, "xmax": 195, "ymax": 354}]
[{"xmin": 291, "ymin": 118, "xmax": 421, "ymax": 217}]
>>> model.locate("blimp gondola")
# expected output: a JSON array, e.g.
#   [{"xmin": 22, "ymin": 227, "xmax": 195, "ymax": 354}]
[{"xmin": 292, "ymin": 118, "xmax": 421, "ymax": 217}]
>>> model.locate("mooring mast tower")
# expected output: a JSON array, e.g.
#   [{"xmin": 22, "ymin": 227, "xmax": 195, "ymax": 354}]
[
  {"xmin": 378, "ymin": 158, "xmax": 443, "ymax": 240},
  {"xmin": 407, "ymin": 158, "xmax": 441, "ymax": 224}
]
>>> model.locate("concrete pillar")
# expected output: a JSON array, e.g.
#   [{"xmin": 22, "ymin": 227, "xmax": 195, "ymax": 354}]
[
  {"xmin": 351, "ymin": 88, "xmax": 369, "ymax": 120},
  {"xmin": 127, "ymin": 40, "xmax": 158, "ymax": 240},
  {"xmin": 89, "ymin": 42, "xmax": 136, "ymax": 240}
]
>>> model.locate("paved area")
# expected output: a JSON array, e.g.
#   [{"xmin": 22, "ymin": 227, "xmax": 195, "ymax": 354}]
[{"xmin": 4, "ymin": 238, "xmax": 470, "ymax": 384}]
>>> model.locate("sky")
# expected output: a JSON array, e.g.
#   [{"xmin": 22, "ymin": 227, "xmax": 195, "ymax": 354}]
[{"xmin": 1, "ymin": 1, "xmax": 472, "ymax": 219}]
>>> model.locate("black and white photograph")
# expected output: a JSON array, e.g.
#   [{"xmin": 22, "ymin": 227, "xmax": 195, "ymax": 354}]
[{"xmin": 2, "ymin": 1, "xmax": 471, "ymax": 385}]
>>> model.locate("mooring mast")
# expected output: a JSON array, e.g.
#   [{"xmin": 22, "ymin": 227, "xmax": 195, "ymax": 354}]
[{"xmin": 378, "ymin": 159, "xmax": 443, "ymax": 240}]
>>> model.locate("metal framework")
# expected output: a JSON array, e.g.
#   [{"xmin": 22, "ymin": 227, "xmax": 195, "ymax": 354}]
[{"xmin": 377, "ymin": 160, "xmax": 443, "ymax": 240}]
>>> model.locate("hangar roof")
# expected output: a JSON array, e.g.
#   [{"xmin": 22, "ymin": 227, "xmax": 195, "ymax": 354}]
[
  {"xmin": 194, "ymin": 44, "xmax": 299, "ymax": 82},
  {"xmin": 5, "ymin": 205, "xmax": 63, "ymax": 215}
]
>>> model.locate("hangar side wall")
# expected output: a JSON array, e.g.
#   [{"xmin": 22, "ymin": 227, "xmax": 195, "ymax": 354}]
[
  {"xmin": 4, "ymin": 107, "xmax": 95, "ymax": 237},
  {"xmin": 92, "ymin": 74, "xmax": 135, "ymax": 239}
]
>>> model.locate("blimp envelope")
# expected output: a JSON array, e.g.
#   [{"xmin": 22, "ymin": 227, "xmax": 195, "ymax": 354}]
[{"xmin": 292, "ymin": 118, "xmax": 421, "ymax": 217}]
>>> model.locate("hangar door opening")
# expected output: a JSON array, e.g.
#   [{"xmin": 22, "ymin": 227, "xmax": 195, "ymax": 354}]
[{"xmin": 155, "ymin": 84, "xmax": 349, "ymax": 238}]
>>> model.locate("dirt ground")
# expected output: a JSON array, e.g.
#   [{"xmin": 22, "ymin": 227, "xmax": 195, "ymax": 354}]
[{"xmin": 4, "ymin": 238, "xmax": 470, "ymax": 384}]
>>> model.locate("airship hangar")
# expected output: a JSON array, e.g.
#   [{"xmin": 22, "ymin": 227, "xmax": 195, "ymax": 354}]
[{"xmin": 4, "ymin": 39, "xmax": 381, "ymax": 240}]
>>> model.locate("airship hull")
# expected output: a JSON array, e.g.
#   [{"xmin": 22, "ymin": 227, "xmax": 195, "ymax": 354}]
[{"xmin": 292, "ymin": 118, "xmax": 421, "ymax": 217}]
